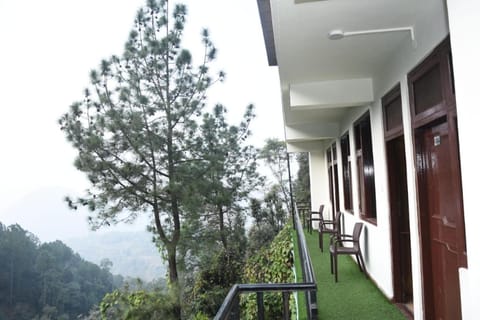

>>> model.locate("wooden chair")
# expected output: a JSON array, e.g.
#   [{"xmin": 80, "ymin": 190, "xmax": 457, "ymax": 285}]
[
  {"xmin": 329, "ymin": 222, "xmax": 367, "ymax": 282},
  {"xmin": 318, "ymin": 211, "xmax": 342, "ymax": 252},
  {"xmin": 307, "ymin": 205, "xmax": 324, "ymax": 234}
]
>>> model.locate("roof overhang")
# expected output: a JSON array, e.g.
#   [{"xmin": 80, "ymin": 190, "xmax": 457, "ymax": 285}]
[{"xmin": 257, "ymin": 0, "xmax": 449, "ymax": 151}]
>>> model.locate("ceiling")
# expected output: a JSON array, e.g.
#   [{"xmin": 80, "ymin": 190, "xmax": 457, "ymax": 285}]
[{"xmin": 257, "ymin": 0, "xmax": 448, "ymax": 146}]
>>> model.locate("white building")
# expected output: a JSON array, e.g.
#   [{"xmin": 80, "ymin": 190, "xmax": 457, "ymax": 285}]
[{"xmin": 257, "ymin": 0, "xmax": 480, "ymax": 319}]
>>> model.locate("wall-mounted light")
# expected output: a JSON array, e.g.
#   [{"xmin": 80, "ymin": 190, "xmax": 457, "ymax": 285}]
[{"xmin": 328, "ymin": 26, "xmax": 416, "ymax": 46}]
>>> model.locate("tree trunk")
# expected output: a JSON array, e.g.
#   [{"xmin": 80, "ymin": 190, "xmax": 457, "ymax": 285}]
[
  {"xmin": 218, "ymin": 206, "xmax": 228, "ymax": 250},
  {"xmin": 167, "ymin": 245, "xmax": 178, "ymax": 284},
  {"xmin": 166, "ymin": 244, "xmax": 181, "ymax": 319}
]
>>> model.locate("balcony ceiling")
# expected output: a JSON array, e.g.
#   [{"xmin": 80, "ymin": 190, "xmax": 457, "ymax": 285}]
[{"xmin": 258, "ymin": 0, "xmax": 447, "ymax": 146}]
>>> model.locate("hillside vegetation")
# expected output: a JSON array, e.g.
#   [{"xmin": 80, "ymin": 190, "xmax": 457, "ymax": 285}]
[{"xmin": 0, "ymin": 222, "xmax": 120, "ymax": 320}]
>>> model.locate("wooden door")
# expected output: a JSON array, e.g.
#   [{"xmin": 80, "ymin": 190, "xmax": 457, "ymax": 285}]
[
  {"xmin": 409, "ymin": 37, "xmax": 467, "ymax": 319},
  {"xmin": 417, "ymin": 120, "xmax": 462, "ymax": 319},
  {"xmin": 387, "ymin": 136, "xmax": 413, "ymax": 304}
]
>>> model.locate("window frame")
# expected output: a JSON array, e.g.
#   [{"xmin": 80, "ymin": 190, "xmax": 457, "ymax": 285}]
[
  {"xmin": 340, "ymin": 132, "xmax": 353, "ymax": 212},
  {"xmin": 354, "ymin": 111, "xmax": 377, "ymax": 224}
]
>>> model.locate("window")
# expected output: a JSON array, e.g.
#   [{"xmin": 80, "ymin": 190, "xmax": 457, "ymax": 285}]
[
  {"xmin": 327, "ymin": 147, "xmax": 334, "ymax": 212},
  {"xmin": 354, "ymin": 112, "xmax": 377, "ymax": 221},
  {"xmin": 327, "ymin": 145, "xmax": 340, "ymax": 213},
  {"xmin": 341, "ymin": 133, "xmax": 353, "ymax": 211}
]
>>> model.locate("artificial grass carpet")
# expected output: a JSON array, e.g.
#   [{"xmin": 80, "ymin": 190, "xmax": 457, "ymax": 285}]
[{"xmin": 294, "ymin": 230, "xmax": 406, "ymax": 320}]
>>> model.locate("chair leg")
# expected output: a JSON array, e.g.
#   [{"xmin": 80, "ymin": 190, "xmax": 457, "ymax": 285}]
[
  {"xmin": 359, "ymin": 252, "xmax": 367, "ymax": 278},
  {"xmin": 319, "ymin": 231, "xmax": 323, "ymax": 252},
  {"xmin": 355, "ymin": 254, "xmax": 363, "ymax": 272},
  {"xmin": 334, "ymin": 253, "xmax": 338, "ymax": 282},
  {"xmin": 330, "ymin": 252, "xmax": 333, "ymax": 274}
]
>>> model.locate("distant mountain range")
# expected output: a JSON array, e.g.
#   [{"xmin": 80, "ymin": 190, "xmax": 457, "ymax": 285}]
[{"xmin": 65, "ymin": 231, "xmax": 167, "ymax": 281}]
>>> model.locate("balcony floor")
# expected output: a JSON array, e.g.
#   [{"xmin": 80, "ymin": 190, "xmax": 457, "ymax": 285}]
[{"xmin": 295, "ymin": 229, "xmax": 407, "ymax": 319}]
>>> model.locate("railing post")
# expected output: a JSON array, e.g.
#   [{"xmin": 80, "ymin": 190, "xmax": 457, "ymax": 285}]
[
  {"xmin": 257, "ymin": 292, "xmax": 265, "ymax": 320},
  {"xmin": 282, "ymin": 291, "xmax": 290, "ymax": 320},
  {"xmin": 231, "ymin": 293, "xmax": 240, "ymax": 320},
  {"xmin": 286, "ymin": 151, "xmax": 296, "ymax": 229},
  {"xmin": 307, "ymin": 290, "xmax": 318, "ymax": 320}
]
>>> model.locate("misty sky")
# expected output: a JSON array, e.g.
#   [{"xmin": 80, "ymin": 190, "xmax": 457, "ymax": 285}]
[{"xmin": 0, "ymin": 0, "xmax": 284, "ymax": 242}]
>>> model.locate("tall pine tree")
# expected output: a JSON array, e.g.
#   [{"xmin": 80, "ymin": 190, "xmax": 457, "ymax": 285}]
[{"xmin": 59, "ymin": 1, "xmax": 224, "ymax": 316}]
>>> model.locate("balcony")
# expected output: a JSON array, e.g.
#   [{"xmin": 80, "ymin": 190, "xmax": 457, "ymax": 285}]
[
  {"xmin": 298, "ymin": 221, "xmax": 407, "ymax": 319},
  {"xmin": 215, "ymin": 203, "xmax": 407, "ymax": 319}
]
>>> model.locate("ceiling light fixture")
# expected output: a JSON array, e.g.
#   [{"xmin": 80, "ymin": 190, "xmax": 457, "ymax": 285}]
[{"xmin": 328, "ymin": 26, "xmax": 416, "ymax": 45}]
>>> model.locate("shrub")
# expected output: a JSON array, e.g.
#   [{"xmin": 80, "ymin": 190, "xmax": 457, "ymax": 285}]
[
  {"xmin": 99, "ymin": 287, "xmax": 177, "ymax": 320},
  {"xmin": 241, "ymin": 224, "xmax": 294, "ymax": 319}
]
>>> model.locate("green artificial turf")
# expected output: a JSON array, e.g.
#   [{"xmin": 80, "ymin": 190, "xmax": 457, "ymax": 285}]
[
  {"xmin": 292, "ymin": 230, "xmax": 307, "ymax": 318},
  {"xmin": 293, "ymin": 229, "xmax": 406, "ymax": 320}
]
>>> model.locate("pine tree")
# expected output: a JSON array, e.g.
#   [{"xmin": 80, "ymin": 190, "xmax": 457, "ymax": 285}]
[
  {"xmin": 59, "ymin": 1, "xmax": 223, "ymax": 316},
  {"xmin": 259, "ymin": 138, "xmax": 291, "ymax": 213}
]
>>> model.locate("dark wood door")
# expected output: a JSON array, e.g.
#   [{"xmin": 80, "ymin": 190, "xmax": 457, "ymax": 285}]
[
  {"xmin": 387, "ymin": 136, "xmax": 412, "ymax": 304},
  {"xmin": 418, "ymin": 120, "xmax": 462, "ymax": 320}
]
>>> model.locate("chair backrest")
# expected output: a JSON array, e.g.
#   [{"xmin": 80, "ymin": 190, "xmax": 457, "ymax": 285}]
[
  {"xmin": 316, "ymin": 204, "xmax": 325, "ymax": 221},
  {"xmin": 352, "ymin": 222, "xmax": 364, "ymax": 249},
  {"xmin": 318, "ymin": 204, "xmax": 325, "ymax": 215},
  {"xmin": 333, "ymin": 211, "xmax": 342, "ymax": 234}
]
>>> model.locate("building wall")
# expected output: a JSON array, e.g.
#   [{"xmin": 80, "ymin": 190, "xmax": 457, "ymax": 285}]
[
  {"xmin": 301, "ymin": 2, "xmax": 480, "ymax": 317},
  {"xmin": 446, "ymin": 1, "xmax": 480, "ymax": 318},
  {"xmin": 308, "ymin": 149, "xmax": 330, "ymax": 228},
  {"xmin": 305, "ymin": 3, "xmax": 452, "ymax": 318}
]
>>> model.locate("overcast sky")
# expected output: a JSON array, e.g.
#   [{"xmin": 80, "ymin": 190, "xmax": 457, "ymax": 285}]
[{"xmin": 0, "ymin": 0, "xmax": 284, "ymax": 241}]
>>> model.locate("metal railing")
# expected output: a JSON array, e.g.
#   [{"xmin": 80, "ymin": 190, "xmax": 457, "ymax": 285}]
[{"xmin": 214, "ymin": 204, "xmax": 318, "ymax": 319}]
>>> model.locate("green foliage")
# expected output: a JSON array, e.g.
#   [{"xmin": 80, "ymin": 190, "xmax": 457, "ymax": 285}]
[
  {"xmin": 259, "ymin": 138, "xmax": 291, "ymax": 214},
  {"xmin": 241, "ymin": 224, "xmax": 294, "ymax": 319},
  {"xmin": 178, "ymin": 104, "xmax": 260, "ymax": 274},
  {"xmin": 246, "ymin": 223, "xmax": 277, "ymax": 256},
  {"xmin": 192, "ymin": 312, "xmax": 210, "ymax": 320},
  {"xmin": 294, "ymin": 152, "xmax": 311, "ymax": 204},
  {"xmin": 247, "ymin": 184, "xmax": 289, "ymax": 256},
  {"xmin": 185, "ymin": 247, "xmax": 244, "ymax": 317},
  {"xmin": 0, "ymin": 222, "xmax": 118, "ymax": 319},
  {"xmin": 99, "ymin": 286, "xmax": 177, "ymax": 320}
]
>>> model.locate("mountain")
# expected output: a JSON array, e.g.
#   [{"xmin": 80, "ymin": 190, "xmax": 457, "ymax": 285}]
[{"xmin": 65, "ymin": 231, "xmax": 167, "ymax": 281}]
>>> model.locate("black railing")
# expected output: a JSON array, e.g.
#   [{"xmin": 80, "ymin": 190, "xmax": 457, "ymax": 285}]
[{"xmin": 214, "ymin": 204, "xmax": 318, "ymax": 319}]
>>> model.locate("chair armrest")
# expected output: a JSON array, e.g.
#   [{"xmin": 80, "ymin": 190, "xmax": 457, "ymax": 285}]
[
  {"xmin": 331, "ymin": 236, "xmax": 355, "ymax": 245},
  {"xmin": 331, "ymin": 238, "xmax": 357, "ymax": 251}
]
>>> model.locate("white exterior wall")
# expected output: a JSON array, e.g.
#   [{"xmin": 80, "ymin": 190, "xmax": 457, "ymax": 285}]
[
  {"xmin": 354, "ymin": 9, "xmax": 448, "ymax": 319},
  {"xmin": 446, "ymin": 1, "xmax": 480, "ymax": 318},
  {"xmin": 334, "ymin": 102, "xmax": 395, "ymax": 298},
  {"xmin": 308, "ymin": 149, "xmax": 330, "ymax": 228},
  {"xmin": 304, "ymin": 2, "xmax": 451, "ymax": 318},
  {"xmin": 299, "ymin": 2, "xmax": 480, "ymax": 318}
]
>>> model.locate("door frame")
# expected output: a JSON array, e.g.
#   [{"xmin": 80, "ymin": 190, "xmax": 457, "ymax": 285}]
[
  {"xmin": 382, "ymin": 84, "xmax": 413, "ymax": 306},
  {"xmin": 408, "ymin": 36, "xmax": 467, "ymax": 319}
]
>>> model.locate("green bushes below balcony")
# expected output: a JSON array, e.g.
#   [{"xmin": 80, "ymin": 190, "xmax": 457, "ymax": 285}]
[{"xmin": 241, "ymin": 224, "xmax": 295, "ymax": 319}]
